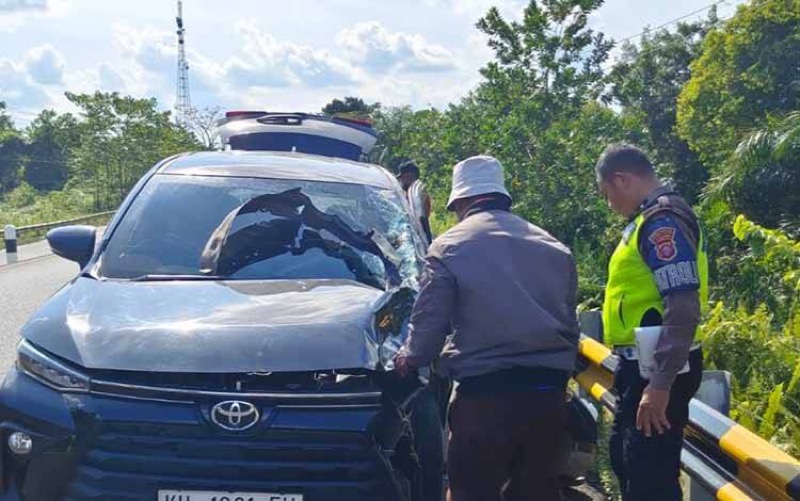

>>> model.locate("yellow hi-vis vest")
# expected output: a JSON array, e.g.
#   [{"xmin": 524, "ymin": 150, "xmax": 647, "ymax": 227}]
[{"xmin": 602, "ymin": 199, "xmax": 709, "ymax": 347}]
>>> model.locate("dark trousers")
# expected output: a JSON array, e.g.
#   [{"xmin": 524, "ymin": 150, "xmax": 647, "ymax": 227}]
[
  {"xmin": 609, "ymin": 349, "xmax": 703, "ymax": 501},
  {"xmin": 446, "ymin": 389, "xmax": 567, "ymax": 501}
]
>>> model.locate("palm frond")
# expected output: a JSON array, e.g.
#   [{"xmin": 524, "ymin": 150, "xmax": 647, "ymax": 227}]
[
  {"xmin": 773, "ymin": 111, "xmax": 800, "ymax": 161},
  {"xmin": 734, "ymin": 129, "xmax": 776, "ymax": 169},
  {"xmin": 703, "ymin": 170, "xmax": 735, "ymax": 201}
]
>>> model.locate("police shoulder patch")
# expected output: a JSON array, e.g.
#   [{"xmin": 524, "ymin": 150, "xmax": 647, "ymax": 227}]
[{"xmin": 649, "ymin": 226, "xmax": 677, "ymax": 261}]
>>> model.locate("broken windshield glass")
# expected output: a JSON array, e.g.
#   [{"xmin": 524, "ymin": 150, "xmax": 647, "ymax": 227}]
[
  {"xmin": 99, "ymin": 175, "xmax": 422, "ymax": 289},
  {"xmin": 199, "ymin": 188, "xmax": 403, "ymax": 288}
]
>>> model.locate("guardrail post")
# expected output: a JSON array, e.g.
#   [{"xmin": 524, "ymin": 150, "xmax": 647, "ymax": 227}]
[
  {"xmin": 577, "ymin": 311, "xmax": 603, "ymax": 401},
  {"xmin": 4, "ymin": 225, "xmax": 17, "ymax": 264}
]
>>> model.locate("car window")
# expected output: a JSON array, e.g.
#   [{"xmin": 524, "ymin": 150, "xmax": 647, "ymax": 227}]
[
  {"xmin": 99, "ymin": 174, "xmax": 422, "ymax": 289},
  {"xmin": 229, "ymin": 132, "xmax": 364, "ymax": 161}
]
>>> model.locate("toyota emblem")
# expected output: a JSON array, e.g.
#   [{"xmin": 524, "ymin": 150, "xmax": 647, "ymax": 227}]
[{"xmin": 211, "ymin": 400, "xmax": 260, "ymax": 431}]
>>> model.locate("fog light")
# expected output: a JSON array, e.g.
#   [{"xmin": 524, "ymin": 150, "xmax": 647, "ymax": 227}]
[{"xmin": 8, "ymin": 432, "xmax": 32, "ymax": 455}]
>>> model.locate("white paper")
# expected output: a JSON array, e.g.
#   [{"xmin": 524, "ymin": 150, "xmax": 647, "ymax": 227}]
[{"xmin": 634, "ymin": 326, "xmax": 689, "ymax": 380}]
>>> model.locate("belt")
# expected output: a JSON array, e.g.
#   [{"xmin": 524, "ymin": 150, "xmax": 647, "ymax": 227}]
[
  {"xmin": 612, "ymin": 343, "xmax": 702, "ymax": 361},
  {"xmin": 457, "ymin": 367, "xmax": 569, "ymax": 396}
]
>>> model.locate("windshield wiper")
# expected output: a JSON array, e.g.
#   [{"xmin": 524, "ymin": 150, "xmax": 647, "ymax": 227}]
[{"xmin": 127, "ymin": 274, "xmax": 226, "ymax": 282}]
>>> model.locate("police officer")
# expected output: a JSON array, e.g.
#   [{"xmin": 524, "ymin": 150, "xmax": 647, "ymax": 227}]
[{"xmin": 595, "ymin": 144, "xmax": 708, "ymax": 500}]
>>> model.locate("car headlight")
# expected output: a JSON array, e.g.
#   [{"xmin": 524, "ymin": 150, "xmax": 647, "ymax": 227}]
[{"xmin": 17, "ymin": 339, "xmax": 90, "ymax": 392}]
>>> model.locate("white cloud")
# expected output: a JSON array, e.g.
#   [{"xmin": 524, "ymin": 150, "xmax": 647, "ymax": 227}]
[
  {"xmin": 2, "ymin": 0, "xmax": 753, "ymax": 126},
  {"xmin": 109, "ymin": 23, "xmax": 188, "ymax": 106},
  {"xmin": 465, "ymin": 31, "xmax": 494, "ymax": 65},
  {"xmin": 97, "ymin": 63, "xmax": 126, "ymax": 91},
  {"xmin": 60, "ymin": 63, "xmax": 128, "ymax": 97},
  {"xmin": 0, "ymin": 58, "xmax": 48, "ymax": 110},
  {"xmin": 23, "ymin": 44, "xmax": 65, "ymax": 84},
  {"xmin": 336, "ymin": 21, "xmax": 456, "ymax": 74},
  {"xmin": 110, "ymin": 19, "xmax": 360, "ymax": 106},
  {"xmin": 112, "ymin": 23, "xmax": 174, "ymax": 76},
  {"xmin": 227, "ymin": 20, "xmax": 358, "ymax": 88},
  {"xmin": 0, "ymin": 0, "xmax": 46, "ymax": 13},
  {"xmin": 0, "ymin": 45, "xmax": 67, "ymax": 113},
  {"xmin": 0, "ymin": 0, "xmax": 69, "ymax": 32},
  {"xmin": 0, "ymin": 7, "xmax": 483, "ymax": 120},
  {"xmin": 61, "ymin": 67, "xmax": 99, "ymax": 95}
]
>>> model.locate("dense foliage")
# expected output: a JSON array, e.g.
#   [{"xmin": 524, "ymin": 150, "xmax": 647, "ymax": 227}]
[
  {"xmin": 702, "ymin": 216, "xmax": 800, "ymax": 452},
  {"xmin": 676, "ymin": 0, "xmax": 800, "ymax": 169},
  {"xmin": 0, "ymin": 93, "xmax": 202, "ymax": 226},
  {"xmin": 367, "ymin": 0, "xmax": 800, "ymax": 455}
]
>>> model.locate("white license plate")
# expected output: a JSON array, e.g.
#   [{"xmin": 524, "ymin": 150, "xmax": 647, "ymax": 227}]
[{"xmin": 158, "ymin": 490, "xmax": 303, "ymax": 501}]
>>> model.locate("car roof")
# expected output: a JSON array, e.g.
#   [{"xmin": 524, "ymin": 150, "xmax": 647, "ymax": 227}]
[{"xmin": 159, "ymin": 151, "xmax": 397, "ymax": 189}]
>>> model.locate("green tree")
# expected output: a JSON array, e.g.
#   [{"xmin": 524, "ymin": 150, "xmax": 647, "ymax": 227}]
[
  {"xmin": 322, "ymin": 97, "xmax": 380, "ymax": 118},
  {"xmin": 186, "ymin": 106, "xmax": 223, "ymax": 150},
  {"xmin": 355, "ymin": 0, "xmax": 800, "ymax": 455},
  {"xmin": 462, "ymin": 0, "xmax": 636, "ymax": 250},
  {"xmin": 66, "ymin": 92, "xmax": 202, "ymax": 209},
  {"xmin": 609, "ymin": 12, "xmax": 718, "ymax": 203},
  {"xmin": 701, "ymin": 216, "xmax": 800, "ymax": 455},
  {"xmin": 0, "ymin": 102, "xmax": 24, "ymax": 195},
  {"xmin": 23, "ymin": 110, "xmax": 80, "ymax": 191},
  {"xmin": 370, "ymin": 106, "xmax": 452, "ymax": 173},
  {"xmin": 0, "ymin": 102, "xmax": 14, "ymax": 131},
  {"xmin": 676, "ymin": 0, "xmax": 800, "ymax": 169},
  {"xmin": 707, "ymin": 111, "xmax": 800, "ymax": 230},
  {"xmin": 476, "ymin": 0, "xmax": 612, "ymax": 114},
  {"xmin": 371, "ymin": 1, "xmax": 648, "ymax": 302}
]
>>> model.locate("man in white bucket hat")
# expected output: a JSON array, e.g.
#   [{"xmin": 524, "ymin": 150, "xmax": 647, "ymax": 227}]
[{"xmin": 395, "ymin": 155, "xmax": 579, "ymax": 501}]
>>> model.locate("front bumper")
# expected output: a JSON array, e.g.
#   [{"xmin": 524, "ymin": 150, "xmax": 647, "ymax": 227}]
[{"xmin": 0, "ymin": 367, "xmax": 412, "ymax": 501}]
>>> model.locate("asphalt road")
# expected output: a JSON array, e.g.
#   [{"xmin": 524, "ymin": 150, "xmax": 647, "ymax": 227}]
[
  {"xmin": 0, "ymin": 253, "xmax": 78, "ymax": 370},
  {"xmin": 0, "ymin": 238, "xmax": 52, "ymax": 265}
]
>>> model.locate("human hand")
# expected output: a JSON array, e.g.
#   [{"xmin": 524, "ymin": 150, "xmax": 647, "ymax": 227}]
[
  {"xmin": 394, "ymin": 353, "xmax": 414, "ymax": 377},
  {"xmin": 637, "ymin": 385, "xmax": 671, "ymax": 437}
]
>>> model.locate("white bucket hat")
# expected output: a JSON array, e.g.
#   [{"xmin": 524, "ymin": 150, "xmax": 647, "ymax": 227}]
[{"xmin": 446, "ymin": 155, "xmax": 512, "ymax": 210}]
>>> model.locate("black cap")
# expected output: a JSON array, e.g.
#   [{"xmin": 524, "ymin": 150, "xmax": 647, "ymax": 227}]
[{"xmin": 396, "ymin": 160, "xmax": 420, "ymax": 178}]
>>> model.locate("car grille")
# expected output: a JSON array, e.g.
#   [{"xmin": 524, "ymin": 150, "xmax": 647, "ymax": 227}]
[
  {"xmin": 63, "ymin": 421, "xmax": 403, "ymax": 501},
  {"xmin": 88, "ymin": 369, "xmax": 380, "ymax": 394}
]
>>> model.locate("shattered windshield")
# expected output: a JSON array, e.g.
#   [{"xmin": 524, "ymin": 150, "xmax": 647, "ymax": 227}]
[{"xmin": 99, "ymin": 174, "xmax": 422, "ymax": 289}]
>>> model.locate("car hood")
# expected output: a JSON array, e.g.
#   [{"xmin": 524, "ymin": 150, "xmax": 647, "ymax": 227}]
[{"xmin": 22, "ymin": 277, "xmax": 411, "ymax": 373}]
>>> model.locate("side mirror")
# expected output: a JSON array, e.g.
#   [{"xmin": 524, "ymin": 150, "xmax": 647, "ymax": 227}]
[{"xmin": 46, "ymin": 225, "xmax": 97, "ymax": 269}]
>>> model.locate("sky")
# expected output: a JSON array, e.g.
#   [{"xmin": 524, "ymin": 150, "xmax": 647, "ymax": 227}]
[{"xmin": 0, "ymin": 0, "xmax": 748, "ymax": 124}]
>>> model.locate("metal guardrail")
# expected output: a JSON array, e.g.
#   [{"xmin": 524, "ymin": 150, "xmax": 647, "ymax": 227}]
[
  {"xmin": 3, "ymin": 211, "xmax": 115, "ymax": 264},
  {"xmin": 13, "ymin": 211, "xmax": 115, "ymax": 234},
  {"xmin": 576, "ymin": 334, "xmax": 800, "ymax": 500}
]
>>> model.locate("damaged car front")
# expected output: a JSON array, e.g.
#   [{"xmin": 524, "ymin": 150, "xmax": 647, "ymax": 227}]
[{"xmin": 0, "ymin": 157, "xmax": 445, "ymax": 501}]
